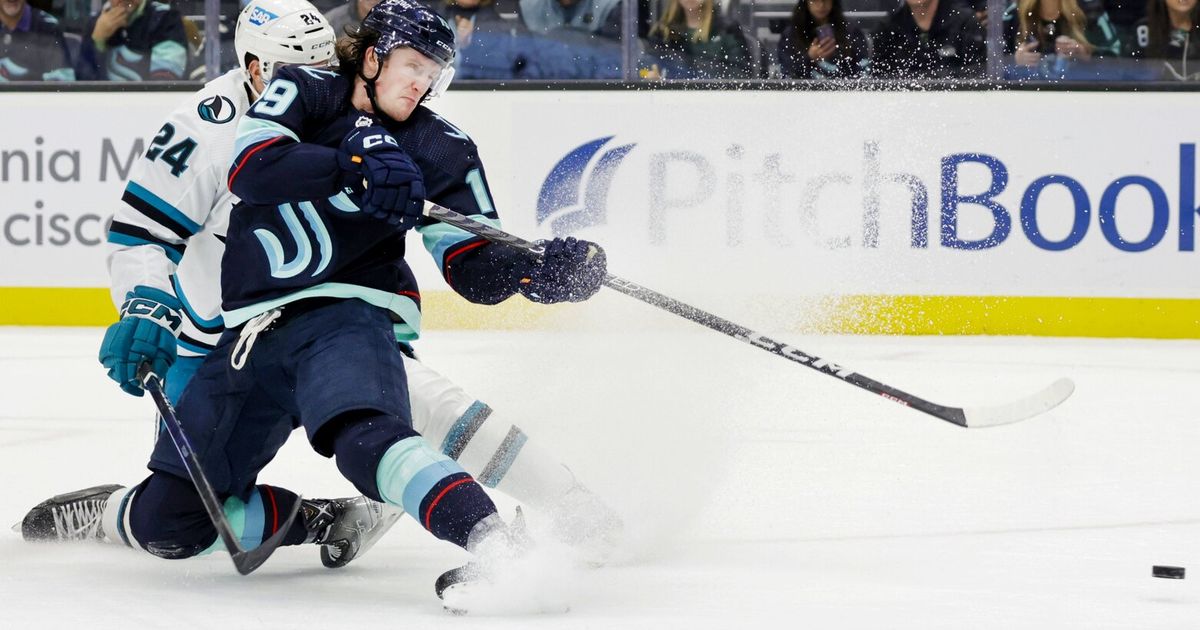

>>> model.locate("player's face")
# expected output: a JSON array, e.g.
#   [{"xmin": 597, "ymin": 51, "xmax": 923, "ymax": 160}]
[{"xmin": 369, "ymin": 46, "xmax": 444, "ymax": 121}]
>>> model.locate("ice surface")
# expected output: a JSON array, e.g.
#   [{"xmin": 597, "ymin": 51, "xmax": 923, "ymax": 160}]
[{"xmin": 1, "ymin": 327, "xmax": 1197, "ymax": 628}]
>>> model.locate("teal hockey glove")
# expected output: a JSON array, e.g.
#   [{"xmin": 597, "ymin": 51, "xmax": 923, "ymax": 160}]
[{"xmin": 98, "ymin": 286, "xmax": 182, "ymax": 396}]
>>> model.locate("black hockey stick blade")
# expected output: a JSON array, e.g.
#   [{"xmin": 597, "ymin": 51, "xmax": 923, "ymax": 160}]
[
  {"xmin": 140, "ymin": 365, "xmax": 298, "ymax": 574},
  {"xmin": 422, "ymin": 202, "xmax": 1075, "ymax": 428}
]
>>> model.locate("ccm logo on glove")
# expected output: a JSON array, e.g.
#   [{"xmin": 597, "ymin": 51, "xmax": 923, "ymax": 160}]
[
  {"xmin": 121, "ymin": 297, "xmax": 183, "ymax": 333},
  {"xmin": 362, "ymin": 134, "xmax": 399, "ymax": 150}
]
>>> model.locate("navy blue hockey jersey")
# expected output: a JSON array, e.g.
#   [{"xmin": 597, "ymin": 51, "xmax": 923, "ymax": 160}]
[{"xmin": 224, "ymin": 65, "xmax": 520, "ymax": 339}]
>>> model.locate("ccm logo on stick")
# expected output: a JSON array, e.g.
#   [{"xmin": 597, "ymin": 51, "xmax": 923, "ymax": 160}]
[{"xmin": 738, "ymin": 332, "xmax": 856, "ymax": 378}]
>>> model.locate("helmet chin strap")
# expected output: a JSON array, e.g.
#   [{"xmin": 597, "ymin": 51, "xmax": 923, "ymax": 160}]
[
  {"xmin": 242, "ymin": 57, "xmax": 266, "ymax": 101},
  {"xmin": 360, "ymin": 60, "xmax": 398, "ymax": 125},
  {"xmin": 242, "ymin": 79, "xmax": 259, "ymax": 103}
]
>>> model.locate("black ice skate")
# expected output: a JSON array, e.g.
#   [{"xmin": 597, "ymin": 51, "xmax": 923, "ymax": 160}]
[
  {"xmin": 435, "ymin": 511, "xmax": 522, "ymax": 612},
  {"xmin": 18, "ymin": 484, "xmax": 124, "ymax": 542},
  {"xmin": 435, "ymin": 508, "xmax": 570, "ymax": 615},
  {"xmin": 300, "ymin": 496, "xmax": 402, "ymax": 568}
]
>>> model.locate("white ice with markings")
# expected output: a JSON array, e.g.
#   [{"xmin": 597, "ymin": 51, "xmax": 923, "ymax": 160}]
[{"xmin": 1, "ymin": 326, "xmax": 1197, "ymax": 628}]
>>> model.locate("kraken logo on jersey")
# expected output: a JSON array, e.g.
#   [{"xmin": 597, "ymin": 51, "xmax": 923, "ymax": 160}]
[
  {"xmin": 536, "ymin": 136, "xmax": 635, "ymax": 237},
  {"xmin": 254, "ymin": 202, "xmax": 333, "ymax": 279},
  {"xmin": 198, "ymin": 95, "xmax": 237, "ymax": 124}
]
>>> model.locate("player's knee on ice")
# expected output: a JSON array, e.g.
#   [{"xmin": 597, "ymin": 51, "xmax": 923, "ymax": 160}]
[{"xmin": 127, "ymin": 473, "xmax": 219, "ymax": 560}]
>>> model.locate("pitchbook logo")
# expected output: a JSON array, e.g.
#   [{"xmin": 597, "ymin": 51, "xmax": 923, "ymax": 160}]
[{"xmin": 536, "ymin": 136, "xmax": 635, "ymax": 236}]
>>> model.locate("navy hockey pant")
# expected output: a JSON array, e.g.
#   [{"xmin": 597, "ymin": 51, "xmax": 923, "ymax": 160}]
[{"xmin": 133, "ymin": 299, "xmax": 496, "ymax": 558}]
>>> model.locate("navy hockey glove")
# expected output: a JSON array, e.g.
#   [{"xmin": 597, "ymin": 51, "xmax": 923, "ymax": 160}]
[
  {"xmin": 517, "ymin": 237, "xmax": 607, "ymax": 304},
  {"xmin": 98, "ymin": 286, "xmax": 182, "ymax": 397},
  {"xmin": 337, "ymin": 126, "xmax": 425, "ymax": 230}
]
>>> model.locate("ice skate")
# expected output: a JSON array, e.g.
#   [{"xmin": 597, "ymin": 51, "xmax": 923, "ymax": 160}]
[
  {"xmin": 300, "ymin": 496, "xmax": 403, "ymax": 568},
  {"xmin": 546, "ymin": 479, "xmax": 624, "ymax": 565},
  {"xmin": 18, "ymin": 484, "xmax": 124, "ymax": 543},
  {"xmin": 436, "ymin": 508, "xmax": 573, "ymax": 615}
]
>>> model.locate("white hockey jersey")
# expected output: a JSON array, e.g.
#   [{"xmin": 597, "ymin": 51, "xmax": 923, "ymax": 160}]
[{"xmin": 107, "ymin": 69, "xmax": 251, "ymax": 357}]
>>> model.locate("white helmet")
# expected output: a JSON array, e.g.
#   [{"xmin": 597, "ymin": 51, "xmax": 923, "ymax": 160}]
[{"xmin": 235, "ymin": 0, "xmax": 336, "ymax": 87}]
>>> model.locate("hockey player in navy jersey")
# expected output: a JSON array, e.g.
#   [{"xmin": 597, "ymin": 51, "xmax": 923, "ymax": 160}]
[
  {"xmin": 20, "ymin": 0, "xmax": 619, "ymax": 579},
  {"xmin": 208, "ymin": 0, "xmax": 603, "ymax": 595},
  {"xmin": 211, "ymin": 0, "xmax": 605, "ymax": 594}
]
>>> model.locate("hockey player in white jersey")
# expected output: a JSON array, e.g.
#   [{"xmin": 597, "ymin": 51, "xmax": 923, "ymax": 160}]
[{"xmin": 20, "ymin": 0, "xmax": 620, "ymax": 565}]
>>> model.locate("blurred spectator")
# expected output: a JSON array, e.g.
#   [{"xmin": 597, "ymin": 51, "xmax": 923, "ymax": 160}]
[
  {"xmin": 181, "ymin": 9, "xmax": 240, "ymax": 81},
  {"xmin": 27, "ymin": 0, "xmax": 93, "ymax": 33},
  {"xmin": 325, "ymin": 0, "xmax": 380, "ymax": 36},
  {"xmin": 1131, "ymin": 0, "xmax": 1200, "ymax": 78},
  {"xmin": 519, "ymin": 0, "xmax": 623, "ymax": 38},
  {"xmin": 440, "ymin": 0, "xmax": 510, "ymax": 51},
  {"xmin": 1003, "ymin": 0, "xmax": 1122, "ymax": 69},
  {"xmin": 966, "ymin": 0, "xmax": 988, "ymax": 28},
  {"xmin": 777, "ymin": 0, "xmax": 868, "ymax": 79},
  {"xmin": 871, "ymin": 0, "xmax": 986, "ymax": 79},
  {"xmin": 646, "ymin": 0, "xmax": 751, "ymax": 78},
  {"xmin": 1, "ymin": 0, "xmax": 74, "ymax": 80},
  {"xmin": 1102, "ymin": 0, "xmax": 1146, "ymax": 47},
  {"xmin": 76, "ymin": 0, "xmax": 187, "ymax": 80}
]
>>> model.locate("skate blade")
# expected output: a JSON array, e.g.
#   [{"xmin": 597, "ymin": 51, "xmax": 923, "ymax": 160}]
[
  {"xmin": 441, "ymin": 581, "xmax": 570, "ymax": 616},
  {"xmin": 355, "ymin": 507, "xmax": 403, "ymax": 559}
]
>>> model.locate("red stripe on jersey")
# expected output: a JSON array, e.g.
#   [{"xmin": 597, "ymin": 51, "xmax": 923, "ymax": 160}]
[
  {"xmin": 442, "ymin": 240, "xmax": 488, "ymax": 283},
  {"xmin": 228, "ymin": 136, "xmax": 285, "ymax": 190}
]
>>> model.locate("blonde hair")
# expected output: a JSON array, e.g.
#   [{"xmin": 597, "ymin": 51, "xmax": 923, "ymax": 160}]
[
  {"xmin": 1017, "ymin": 0, "xmax": 1092, "ymax": 54},
  {"xmin": 651, "ymin": 0, "xmax": 716, "ymax": 43}
]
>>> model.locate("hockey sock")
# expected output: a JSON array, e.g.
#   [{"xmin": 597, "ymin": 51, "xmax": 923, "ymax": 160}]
[
  {"xmin": 101, "ymin": 485, "xmax": 139, "ymax": 546},
  {"xmin": 375, "ymin": 437, "xmax": 498, "ymax": 549},
  {"xmin": 324, "ymin": 409, "xmax": 498, "ymax": 548},
  {"xmin": 199, "ymin": 485, "xmax": 304, "ymax": 554},
  {"xmin": 125, "ymin": 473, "xmax": 302, "ymax": 559},
  {"xmin": 435, "ymin": 401, "xmax": 577, "ymax": 505}
]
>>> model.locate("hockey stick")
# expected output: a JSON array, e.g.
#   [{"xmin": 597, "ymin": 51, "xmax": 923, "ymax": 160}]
[
  {"xmin": 138, "ymin": 364, "xmax": 301, "ymax": 574},
  {"xmin": 423, "ymin": 201, "xmax": 1074, "ymax": 428}
]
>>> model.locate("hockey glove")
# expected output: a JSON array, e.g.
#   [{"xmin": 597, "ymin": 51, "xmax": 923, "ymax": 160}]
[
  {"xmin": 517, "ymin": 237, "xmax": 607, "ymax": 304},
  {"xmin": 337, "ymin": 126, "xmax": 425, "ymax": 230},
  {"xmin": 98, "ymin": 286, "xmax": 182, "ymax": 397}
]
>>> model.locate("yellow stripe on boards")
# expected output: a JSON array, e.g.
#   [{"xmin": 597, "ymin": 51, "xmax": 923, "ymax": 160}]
[
  {"xmin": 814, "ymin": 295, "xmax": 1200, "ymax": 339},
  {"xmin": 1, "ymin": 287, "xmax": 1197, "ymax": 339},
  {"xmin": 0, "ymin": 288, "xmax": 117, "ymax": 326}
]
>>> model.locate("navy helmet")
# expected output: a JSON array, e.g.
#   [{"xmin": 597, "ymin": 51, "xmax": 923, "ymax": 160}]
[{"xmin": 362, "ymin": 0, "xmax": 456, "ymax": 68}]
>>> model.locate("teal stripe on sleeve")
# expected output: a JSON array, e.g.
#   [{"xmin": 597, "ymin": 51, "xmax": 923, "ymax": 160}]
[
  {"xmin": 234, "ymin": 118, "xmax": 301, "ymax": 157},
  {"xmin": 125, "ymin": 181, "xmax": 203, "ymax": 235},
  {"xmin": 171, "ymin": 274, "xmax": 223, "ymax": 328},
  {"xmin": 107, "ymin": 232, "xmax": 184, "ymax": 264}
]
